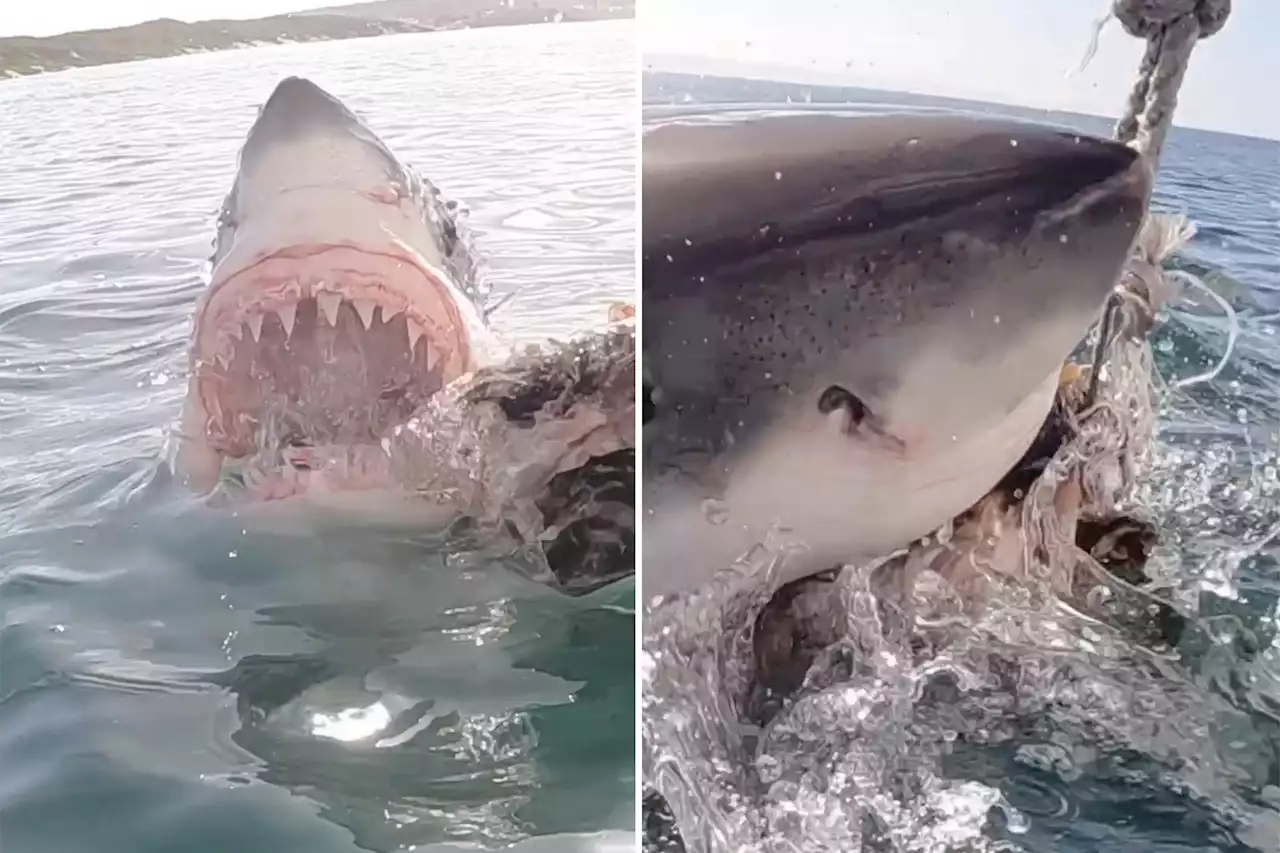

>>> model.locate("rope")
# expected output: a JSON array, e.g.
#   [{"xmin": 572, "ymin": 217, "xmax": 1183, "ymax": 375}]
[
  {"xmin": 1111, "ymin": 0, "xmax": 1231, "ymax": 164},
  {"xmin": 1082, "ymin": 0, "xmax": 1231, "ymax": 408}
]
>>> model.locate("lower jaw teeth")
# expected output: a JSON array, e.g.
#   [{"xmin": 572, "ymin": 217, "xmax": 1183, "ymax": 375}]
[{"xmin": 223, "ymin": 441, "xmax": 401, "ymax": 496}]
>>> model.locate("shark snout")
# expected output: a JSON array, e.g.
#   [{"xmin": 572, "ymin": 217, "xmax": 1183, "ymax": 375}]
[
  {"xmin": 642, "ymin": 113, "xmax": 1155, "ymax": 598},
  {"xmin": 246, "ymin": 76, "xmax": 364, "ymax": 147},
  {"xmin": 924, "ymin": 128, "xmax": 1152, "ymax": 426},
  {"xmin": 1015, "ymin": 125, "xmax": 1152, "ymax": 266}
]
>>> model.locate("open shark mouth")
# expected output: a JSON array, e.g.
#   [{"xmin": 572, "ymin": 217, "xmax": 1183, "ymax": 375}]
[
  {"xmin": 192, "ymin": 245, "xmax": 471, "ymax": 460},
  {"xmin": 174, "ymin": 76, "xmax": 494, "ymax": 494}
]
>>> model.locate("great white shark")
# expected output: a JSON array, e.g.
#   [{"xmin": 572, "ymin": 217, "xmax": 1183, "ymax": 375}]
[
  {"xmin": 172, "ymin": 77, "xmax": 634, "ymax": 594},
  {"xmin": 642, "ymin": 112, "xmax": 1152, "ymax": 597},
  {"xmin": 176, "ymin": 76, "xmax": 496, "ymax": 495}
]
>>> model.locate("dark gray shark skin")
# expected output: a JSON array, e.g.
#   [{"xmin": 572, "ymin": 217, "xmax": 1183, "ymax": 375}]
[{"xmin": 642, "ymin": 113, "xmax": 1151, "ymax": 597}]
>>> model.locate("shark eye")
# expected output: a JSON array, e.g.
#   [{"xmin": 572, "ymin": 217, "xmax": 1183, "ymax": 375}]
[{"xmin": 816, "ymin": 385, "xmax": 869, "ymax": 424}]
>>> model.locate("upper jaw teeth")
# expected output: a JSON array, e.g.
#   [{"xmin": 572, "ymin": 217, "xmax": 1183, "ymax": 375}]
[
  {"xmin": 352, "ymin": 299, "xmax": 377, "ymax": 330},
  {"xmin": 317, "ymin": 292, "xmax": 342, "ymax": 326},
  {"xmin": 277, "ymin": 302, "xmax": 297, "ymax": 337},
  {"xmin": 209, "ymin": 291, "xmax": 434, "ymax": 362}
]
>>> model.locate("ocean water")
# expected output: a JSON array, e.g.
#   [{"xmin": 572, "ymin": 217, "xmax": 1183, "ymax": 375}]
[
  {"xmin": 642, "ymin": 72, "xmax": 1280, "ymax": 852},
  {"xmin": 0, "ymin": 22, "xmax": 635, "ymax": 853}
]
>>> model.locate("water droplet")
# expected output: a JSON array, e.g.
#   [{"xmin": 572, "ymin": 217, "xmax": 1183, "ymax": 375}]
[
  {"xmin": 1002, "ymin": 803, "xmax": 1031, "ymax": 834},
  {"xmin": 701, "ymin": 498, "xmax": 729, "ymax": 525}
]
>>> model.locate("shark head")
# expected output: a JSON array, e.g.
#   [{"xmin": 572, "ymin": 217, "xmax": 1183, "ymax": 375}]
[
  {"xmin": 178, "ymin": 77, "xmax": 496, "ymax": 493},
  {"xmin": 642, "ymin": 112, "xmax": 1151, "ymax": 597}
]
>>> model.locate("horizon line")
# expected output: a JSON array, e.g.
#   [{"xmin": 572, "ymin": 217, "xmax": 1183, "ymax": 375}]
[{"xmin": 643, "ymin": 52, "xmax": 1280, "ymax": 144}]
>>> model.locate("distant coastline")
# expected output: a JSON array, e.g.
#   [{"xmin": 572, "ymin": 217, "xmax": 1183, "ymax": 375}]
[{"xmin": 1, "ymin": 0, "xmax": 634, "ymax": 79}]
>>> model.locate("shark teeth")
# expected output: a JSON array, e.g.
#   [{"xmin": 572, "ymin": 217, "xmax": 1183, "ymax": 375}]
[
  {"xmin": 246, "ymin": 313, "xmax": 265, "ymax": 342},
  {"xmin": 352, "ymin": 299, "xmax": 376, "ymax": 330},
  {"xmin": 210, "ymin": 292, "xmax": 436, "ymax": 367},
  {"xmin": 276, "ymin": 303, "xmax": 297, "ymax": 338},
  {"xmin": 317, "ymin": 291, "xmax": 342, "ymax": 326}
]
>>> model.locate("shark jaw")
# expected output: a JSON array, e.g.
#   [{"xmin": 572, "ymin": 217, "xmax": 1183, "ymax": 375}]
[{"xmin": 176, "ymin": 77, "xmax": 492, "ymax": 495}]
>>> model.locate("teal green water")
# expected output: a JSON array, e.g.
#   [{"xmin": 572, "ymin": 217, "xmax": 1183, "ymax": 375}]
[{"xmin": 0, "ymin": 22, "xmax": 635, "ymax": 853}]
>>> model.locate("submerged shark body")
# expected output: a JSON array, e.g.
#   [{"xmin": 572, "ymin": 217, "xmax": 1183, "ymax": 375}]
[
  {"xmin": 174, "ymin": 77, "xmax": 634, "ymax": 594},
  {"xmin": 642, "ymin": 113, "xmax": 1151, "ymax": 597}
]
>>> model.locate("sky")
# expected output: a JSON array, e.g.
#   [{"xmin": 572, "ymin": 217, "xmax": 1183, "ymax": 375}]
[
  {"xmin": 5, "ymin": 0, "xmax": 1277, "ymax": 139},
  {"xmin": 642, "ymin": 0, "xmax": 1280, "ymax": 140},
  {"xmin": 0, "ymin": 1, "xmax": 329, "ymax": 37}
]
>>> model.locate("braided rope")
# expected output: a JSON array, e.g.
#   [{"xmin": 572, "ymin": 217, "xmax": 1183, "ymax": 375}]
[
  {"xmin": 1019, "ymin": 2, "xmax": 1233, "ymax": 617},
  {"xmin": 1110, "ymin": 0, "xmax": 1232, "ymax": 163},
  {"xmin": 1082, "ymin": 0, "xmax": 1230, "ymax": 407}
]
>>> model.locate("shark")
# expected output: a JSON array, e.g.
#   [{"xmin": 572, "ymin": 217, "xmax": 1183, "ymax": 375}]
[
  {"xmin": 176, "ymin": 76, "xmax": 495, "ymax": 497},
  {"xmin": 172, "ymin": 76, "xmax": 635, "ymax": 594},
  {"xmin": 641, "ymin": 111, "xmax": 1151, "ymax": 597}
]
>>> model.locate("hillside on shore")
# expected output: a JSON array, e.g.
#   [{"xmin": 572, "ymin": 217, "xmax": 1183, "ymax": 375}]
[{"xmin": 1, "ymin": 0, "xmax": 633, "ymax": 78}]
